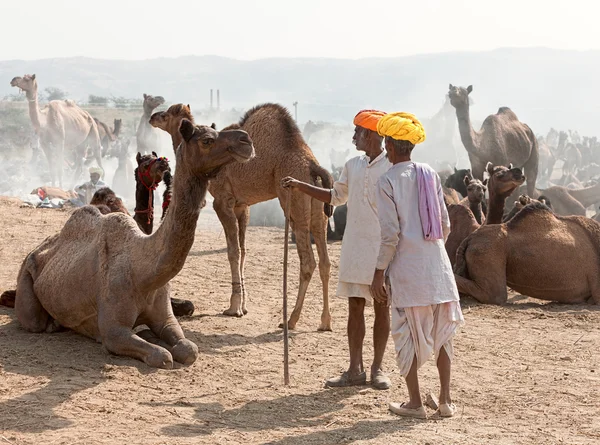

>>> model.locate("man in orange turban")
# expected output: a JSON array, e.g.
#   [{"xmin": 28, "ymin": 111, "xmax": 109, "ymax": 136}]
[{"xmin": 281, "ymin": 109, "xmax": 392, "ymax": 390}]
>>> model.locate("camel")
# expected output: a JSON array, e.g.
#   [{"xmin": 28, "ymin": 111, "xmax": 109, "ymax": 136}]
[
  {"xmin": 94, "ymin": 118, "xmax": 122, "ymax": 157},
  {"xmin": 459, "ymin": 177, "xmax": 487, "ymax": 225},
  {"xmin": 111, "ymin": 138, "xmax": 134, "ymax": 199},
  {"xmin": 445, "ymin": 163, "xmax": 524, "ymax": 265},
  {"xmin": 448, "ymin": 84, "xmax": 539, "ymax": 197},
  {"xmin": 502, "ymin": 194, "xmax": 553, "ymax": 222},
  {"xmin": 133, "ymin": 152, "xmax": 171, "ymax": 235},
  {"xmin": 537, "ymin": 135, "xmax": 555, "ymax": 180},
  {"xmin": 4, "ymin": 119, "xmax": 254, "ymax": 368},
  {"xmin": 136, "ymin": 94, "xmax": 165, "ymax": 154},
  {"xmin": 149, "ymin": 103, "xmax": 192, "ymax": 152},
  {"xmin": 151, "ymin": 103, "xmax": 333, "ymax": 330},
  {"xmin": 10, "ymin": 74, "xmax": 103, "ymax": 188},
  {"xmin": 527, "ymin": 181, "xmax": 600, "ymax": 216},
  {"xmin": 444, "ymin": 167, "xmax": 472, "ymax": 198},
  {"xmin": 454, "ymin": 201, "xmax": 600, "ymax": 305},
  {"xmin": 561, "ymin": 143, "xmax": 582, "ymax": 176}
]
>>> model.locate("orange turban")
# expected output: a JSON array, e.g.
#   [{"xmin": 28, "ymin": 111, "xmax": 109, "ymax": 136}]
[{"xmin": 353, "ymin": 109, "xmax": 386, "ymax": 132}]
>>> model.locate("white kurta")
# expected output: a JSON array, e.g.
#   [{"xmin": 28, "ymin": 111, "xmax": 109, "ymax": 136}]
[
  {"xmin": 331, "ymin": 152, "xmax": 392, "ymax": 297},
  {"xmin": 375, "ymin": 161, "xmax": 459, "ymax": 308}
]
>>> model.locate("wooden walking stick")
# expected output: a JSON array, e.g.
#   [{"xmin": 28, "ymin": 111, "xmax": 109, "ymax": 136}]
[{"xmin": 282, "ymin": 187, "xmax": 291, "ymax": 385}]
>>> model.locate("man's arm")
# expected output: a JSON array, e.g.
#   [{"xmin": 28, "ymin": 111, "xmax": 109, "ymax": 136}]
[
  {"xmin": 436, "ymin": 174, "xmax": 451, "ymax": 242},
  {"xmin": 281, "ymin": 177, "xmax": 333, "ymax": 203}
]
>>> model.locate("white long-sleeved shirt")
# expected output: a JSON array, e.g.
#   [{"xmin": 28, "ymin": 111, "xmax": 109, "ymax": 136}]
[
  {"xmin": 331, "ymin": 151, "xmax": 392, "ymax": 285},
  {"xmin": 376, "ymin": 161, "xmax": 458, "ymax": 308}
]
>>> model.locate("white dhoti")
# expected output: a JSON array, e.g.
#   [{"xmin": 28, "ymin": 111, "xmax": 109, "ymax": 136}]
[{"xmin": 391, "ymin": 301, "xmax": 464, "ymax": 377}]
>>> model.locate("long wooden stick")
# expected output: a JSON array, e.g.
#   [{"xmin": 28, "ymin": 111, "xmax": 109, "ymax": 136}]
[{"xmin": 282, "ymin": 187, "xmax": 291, "ymax": 386}]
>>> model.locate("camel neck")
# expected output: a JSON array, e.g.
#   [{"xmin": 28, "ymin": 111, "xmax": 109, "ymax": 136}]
[
  {"xmin": 137, "ymin": 162, "xmax": 208, "ymax": 291},
  {"xmin": 469, "ymin": 200, "xmax": 484, "ymax": 225},
  {"xmin": 133, "ymin": 172, "xmax": 154, "ymax": 235},
  {"xmin": 455, "ymin": 104, "xmax": 479, "ymax": 153},
  {"xmin": 26, "ymin": 92, "xmax": 42, "ymax": 131},
  {"xmin": 170, "ymin": 117, "xmax": 194, "ymax": 152},
  {"xmin": 485, "ymin": 193, "xmax": 507, "ymax": 224}
]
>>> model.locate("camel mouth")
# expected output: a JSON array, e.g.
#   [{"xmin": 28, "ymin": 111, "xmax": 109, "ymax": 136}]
[{"xmin": 228, "ymin": 145, "xmax": 255, "ymax": 163}]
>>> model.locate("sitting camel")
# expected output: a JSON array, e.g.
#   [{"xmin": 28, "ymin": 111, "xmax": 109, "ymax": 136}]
[
  {"xmin": 4, "ymin": 119, "xmax": 254, "ymax": 368},
  {"xmin": 459, "ymin": 177, "xmax": 487, "ymax": 225},
  {"xmin": 151, "ymin": 103, "xmax": 333, "ymax": 330},
  {"xmin": 454, "ymin": 201, "xmax": 600, "ymax": 305},
  {"xmin": 523, "ymin": 180, "xmax": 600, "ymax": 216},
  {"xmin": 445, "ymin": 163, "xmax": 525, "ymax": 265}
]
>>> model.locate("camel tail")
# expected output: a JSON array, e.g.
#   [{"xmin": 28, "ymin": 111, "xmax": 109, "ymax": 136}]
[
  {"xmin": 0, "ymin": 290, "xmax": 16, "ymax": 308},
  {"xmin": 310, "ymin": 163, "xmax": 334, "ymax": 217},
  {"xmin": 453, "ymin": 236, "xmax": 472, "ymax": 278}
]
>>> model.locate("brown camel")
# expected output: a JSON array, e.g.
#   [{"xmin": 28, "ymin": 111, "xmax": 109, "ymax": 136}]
[
  {"xmin": 133, "ymin": 152, "xmax": 170, "ymax": 235},
  {"xmin": 443, "ymin": 187, "xmax": 461, "ymax": 207},
  {"xmin": 561, "ymin": 143, "xmax": 582, "ymax": 176},
  {"xmin": 448, "ymin": 84, "xmax": 538, "ymax": 197},
  {"xmin": 537, "ymin": 135, "xmax": 555, "ymax": 180},
  {"xmin": 454, "ymin": 201, "xmax": 600, "ymax": 305},
  {"xmin": 445, "ymin": 163, "xmax": 524, "ymax": 265},
  {"xmin": 149, "ymin": 103, "xmax": 193, "ymax": 152},
  {"xmin": 520, "ymin": 181, "xmax": 600, "ymax": 216},
  {"xmin": 444, "ymin": 167, "xmax": 472, "ymax": 198},
  {"xmin": 10, "ymin": 74, "xmax": 103, "ymax": 188},
  {"xmin": 94, "ymin": 118, "xmax": 122, "ymax": 157},
  {"xmin": 459, "ymin": 177, "xmax": 487, "ymax": 225},
  {"xmin": 151, "ymin": 103, "xmax": 333, "ymax": 330},
  {"xmin": 136, "ymin": 94, "xmax": 165, "ymax": 154},
  {"xmin": 3, "ymin": 119, "xmax": 254, "ymax": 368}
]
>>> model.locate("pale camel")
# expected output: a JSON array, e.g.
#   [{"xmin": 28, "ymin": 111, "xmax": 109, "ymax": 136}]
[
  {"xmin": 0, "ymin": 187, "xmax": 129, "ymax": 309},
  {"xmin": 4, "ymin": 119, "xmax": 254, "ymax": 368},
  {"xmin": 443, "ymin": 187, "xmax": 461, "ymax": 207},
  {"xmin": 111, "ymin": 138, "xmax": 134, "ymax": 200},
  {"xmin": 94, "ymin": 117, "xmax": 122, "ymax": 157},
  {"xmin": 529, "ymin": 181, "xmax": 600, "ymax": 216},
  {"xmin": 448, "ymin": 84, "xmax": 539, "ymax": 197},
  {"xmin": 149, "ymin": 103, "xmax": 193, "ymax": 152},
  {"xmin": 445, "ymin": 163, "xmax": 524, "ymax": 265},
  {"xmin": 136, "ymin": 94, "xmax": 165, "ymax": 154},
  {"xmin": 459, "ymin": 177, "xmax": 487, "ymax": 225},
  {"xmin": 537, "ymin": 135, "xmax": 555, "ymax": 180},
  {"xmin": 151, "ymin": 103, "xmax": 333, "ymax": 330},
  {"xmin": 454, "ymin": 201, "xmax": 600, "ymax": 305},
  {"xmin": 10, "ymin": 74, "xmax": 103, "ymax": 188}
]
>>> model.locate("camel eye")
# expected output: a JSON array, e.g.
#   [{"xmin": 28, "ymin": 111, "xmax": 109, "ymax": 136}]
[{"xmin": 203, "ymin": 138, "xmax": 215, "ymax": 146}]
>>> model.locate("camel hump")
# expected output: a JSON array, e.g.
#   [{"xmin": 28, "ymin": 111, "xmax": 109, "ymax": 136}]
[
  {"xmin": 310, "ymin": 163, "xmax": 334, "ymax": 217},
  {"xmin": 496, "ymin": 107, "xmax": 518, "ymax": 119},
  {"xmin": 64, "ymin": 99, "xmax": 76, "ymax": 106}
]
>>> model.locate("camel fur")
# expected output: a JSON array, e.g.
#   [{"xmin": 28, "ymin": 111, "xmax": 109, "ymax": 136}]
[
  {"xmin": 448, "ymin": 84, "xmax": 538, "ymax": 197},
  {"xmin": 454, "ymin": 202, "xmax": 600, "ymax": 305},
  {"xmin": 459, "ymin": 176, "xmax": 487, "ymax": 225},
  {"xmin": 5, "ymin": 119, "xmax": 255, "ymax": 368},
  {"xmin": 10, "ymin": 74, "xmax": 103, "ymax": 188}
]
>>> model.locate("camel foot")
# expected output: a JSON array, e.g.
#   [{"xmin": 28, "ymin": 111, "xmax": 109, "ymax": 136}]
[
  {"xmin": 171, "ymin": 339, "xmax": 199, "ymax": 366},
  {"xmin": 278, "ymin": 321, "xmax": 296, "ymax": 330},
  {"xmin": 223, "ymin": 307, "xmax": 244, "ymax": 317},
  {"xmin": 145, "ymin": 348, "xmax": 174, "ymax": 369},
  {"xmin": 171, "ymin": 298, "xmax": 195, "ymax": 317},
  {"xmin": 317, "ymin": 324, "xmax": 332, "ymax": 332}
]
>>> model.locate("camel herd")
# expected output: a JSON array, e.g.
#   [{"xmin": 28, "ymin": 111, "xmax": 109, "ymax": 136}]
[{"xmin": 2, "ymin": 73, "xmax": 599, "ymax": 368}]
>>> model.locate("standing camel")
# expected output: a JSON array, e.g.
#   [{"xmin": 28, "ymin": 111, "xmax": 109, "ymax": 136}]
[
  {"xmin": 136, "ymin": 94, "xmax": 165, "ymax": 154},
  {"xmin": 10, "ymin": 74, "xmax": 103, "ymax": 188},
  {"xmin": 448, "ymin": 84, "xmax": 538, "ymax": 197},
  {"xmin": 150, "ymin": 103, "xmax": 333, "ymax": 330}
]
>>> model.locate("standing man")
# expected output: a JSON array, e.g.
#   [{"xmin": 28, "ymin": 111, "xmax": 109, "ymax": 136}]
[
  {"xmin": 281, "ymin": 110, "xmax": 392, "ymax": 390},
  {"xmin": 371, "ymin": 112, "xmax": 464, "ymax": 419}
]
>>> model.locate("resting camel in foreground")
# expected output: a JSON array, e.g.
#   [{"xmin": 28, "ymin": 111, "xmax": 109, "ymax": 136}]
[
  {"xmin": 455, "ymin": 201, "xmax": 600, "ymax": 305},
  {"xmin": 2, "ymin": 119, "xmax": 255, "ymax": 368}
]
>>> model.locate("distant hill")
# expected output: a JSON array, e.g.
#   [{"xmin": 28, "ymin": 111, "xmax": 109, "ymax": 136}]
[{"xmin": 1, "ymin": 48, "xmax": 599, "ymax": 134}]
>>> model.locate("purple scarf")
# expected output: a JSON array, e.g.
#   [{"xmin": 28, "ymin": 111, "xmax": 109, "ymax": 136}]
[{"xmin": 414, "ymin": 162, "xmax": 443, "ymax": 241}]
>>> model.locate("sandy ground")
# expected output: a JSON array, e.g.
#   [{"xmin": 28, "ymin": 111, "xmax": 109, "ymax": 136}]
[{"xmin": 0, "ymin": 196, "xmax": 599, "ymax": 445}]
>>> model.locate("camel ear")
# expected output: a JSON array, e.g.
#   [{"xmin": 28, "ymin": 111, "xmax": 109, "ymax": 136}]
[
  {"xmin": 187, "ymin": 104, "xmax": 191, "ymax": 111},
  {"xmin": 486, "ymin": 162, "xmax": 494, "ymax": 175},
  {"xmin": 31, "ymin": 74, "xmax": 36, "ymax": 80},
  {"xmin": 152, "ymin": 151, "xmax": 158, "ymax": 157},
  {"xmin": 179, "ymin": 118, "xmax": 195, "ymax": 142},
  {"xmin": 483, "ymin": 178, "xmax": 488, "ymax": 186},
  {"xmin": 454, "ymin": 167, "xmax": 458, "ymax": 173},
  {"xmin": 449, "ymin": 83, "xmax": 453, "ymax": 90},
  {"xmin": 143, "ymin": 93, "xmax": 148, "ymax": 99},
  {"xmin": 463, "ymin": 175, "xmax": 470, "ymax": 186},
  {"xmin": 136, "ymin": 152, "xmax": 142, "ymax": 164},
  {"xmin": 211, "ymin": 123, "xmax": 217, "ymax": 130},
  {"xmin": 467, "ymin": 85, "xmax": 473, "ymax": 94},
  {"xmin": 509, "ymin": 163, "xmax": 514, "ymax": 169}
]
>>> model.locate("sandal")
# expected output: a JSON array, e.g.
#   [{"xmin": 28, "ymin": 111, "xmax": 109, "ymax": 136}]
[
  {"xmin": 389, "ymin": 402, "xmax": 427, "ymax": 419},
  {"xmin": 437, "ymin": 403, "xmax": 456, "ymax": 418},
  {"xmin": 325, "ymin": 371, "xmax": 367, "ymax": 387}
]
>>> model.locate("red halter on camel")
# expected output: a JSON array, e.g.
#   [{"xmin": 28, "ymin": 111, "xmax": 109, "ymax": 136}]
[{"xmin": 134, "ymin": 156, "xmax": 168, "ymax": 225}]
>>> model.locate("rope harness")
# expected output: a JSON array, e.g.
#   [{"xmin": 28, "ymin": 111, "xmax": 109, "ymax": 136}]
[{"xmin": 134, "ymin": 157, "xmax": 168, "ymax": 225}]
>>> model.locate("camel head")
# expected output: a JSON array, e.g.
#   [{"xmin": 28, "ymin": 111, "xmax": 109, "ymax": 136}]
[
  {"xmin": 486, "ymin": 162, "xmax": 526, "ymax": 197},
  {"xmin": 142, "ymin": 93, "xmax": 165, "ymax": 114},
  {"xmin": 448, "ymin": 84, "xmax": 472, "ymax": 108},
  {"xmin": 149, "ymin": 103, "xmax": 193, "ymax": 132},
  {"xmin": 10, "ymin": 74, "xmax": 37, "ymax": 98},
  {"xmin": 89, "ymin": 187, "xmax": 129, "ymax": 215},
  {"xmin": 178, "ymin": 118, "xmax": 255, "ymax": 178},
  {"xmin": 464, "ymin": 177, "xmax": 487, "ymax": 203},
  {"xmin": 136, "ymin": 151, "xmax": 171, "ymax": 188},
  {"xmin": 445, "ymin": 168, "xmax": 472, "ymax": 197}
]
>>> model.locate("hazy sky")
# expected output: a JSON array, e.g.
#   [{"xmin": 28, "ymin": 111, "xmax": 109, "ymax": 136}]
[{"xmin": 2, "ymin": 0, "xmax": 599, "ymax": 60}]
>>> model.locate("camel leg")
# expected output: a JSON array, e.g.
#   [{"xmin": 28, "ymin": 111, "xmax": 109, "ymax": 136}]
[
  {"xmin": 214, "ymin": 199, "xmax": 244, "ymax": 317},
  {"xmin": 146, "ymin": 287, "xmax": 198, "ymax": 365},
  {"xmin": 286, "ymin": 225, "xmax": 317, "ymax": 330},
  {"xmin": 310, "ymin": 200, "xmax": 332, "ymax": 331},
  {"xmin": 39, "ymin": 139, "xmax": 56, "ymax": 187},
  {"xmin": 14, "ymin": 266, "xmax": 60, "ymax": 333},
  {"xmin": 98, "ymin": 300, "xmax": 174, "ymax": 369},
  {"xmin": 524, "ymin": 147, "xmax": 539, "ymax": 198},
  {"xmin": 235, "ymin": 204, "xmax": 250, "ymax": 315}
]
